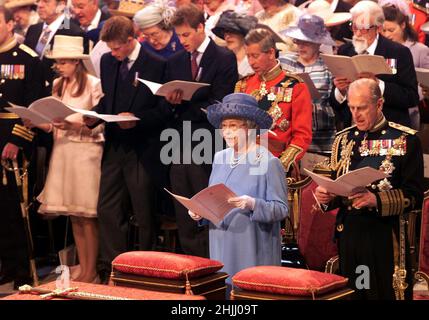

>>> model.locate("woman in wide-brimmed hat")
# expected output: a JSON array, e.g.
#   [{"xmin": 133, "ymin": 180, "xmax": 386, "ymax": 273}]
[
  {"xmin": 279, "ymin": 14, "xmax": 337, "ymax": 158},
  {"xmin": 212, "ymin": 10, "xmax": 258, "ymax": 79},
  {"xmin": 187, "ymin": 93, "xmax": 289, "ymax": 291},
  {"xmin": 25, "ymin": 35, "xmax": 104, "ymax": 284}
]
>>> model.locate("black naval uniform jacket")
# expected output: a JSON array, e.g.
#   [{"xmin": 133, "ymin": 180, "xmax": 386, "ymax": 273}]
[
  {"xmin": 0, "ymin": 38, "xmax": 46, "ymax": 158},
  {"xmin": 0, "ymin": 38, "xmax": 46, "ymax": 278},
  {"xmin": 322, "ymin": 117, "xmax": 424, "ymax": 299}
]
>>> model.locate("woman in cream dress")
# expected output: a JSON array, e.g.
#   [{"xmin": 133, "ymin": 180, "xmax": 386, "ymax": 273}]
[{"xmin": 27, "ymin": 36, "xmax": 104, "ymax": 283}]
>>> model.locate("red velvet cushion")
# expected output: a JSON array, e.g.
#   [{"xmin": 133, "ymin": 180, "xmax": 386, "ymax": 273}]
[
  {"xmin": 112, "ymin": 251, "xmax": 223, "ymax": 280},
  {"xmin": 298, "ymin": 181, "xmax": 338, "ymax": 270},
  {"xmin": 419, "ymin": 196, "xmax": 429, "ymax": 275},
  {"xmin": 232, "ymin": 266, "xmax": 348, "ymax": 297}
]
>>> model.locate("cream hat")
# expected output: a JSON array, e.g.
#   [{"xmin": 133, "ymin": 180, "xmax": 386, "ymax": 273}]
[
  {"xmin": 301, "ymin": 0, "xmax": 352, "ymax": 27},
  {"xmin": 133, "ymin": 0, "xmax": 176, "ymax": 30},
  {"xmin": 4, "ymin": 0, "xmax": 36, "ymax": 10},
  {"xmin": 45, "ymin": 35, "xmax": 89, "ymax": 60}
]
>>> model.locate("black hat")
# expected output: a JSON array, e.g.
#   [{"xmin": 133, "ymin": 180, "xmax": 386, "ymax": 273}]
[{"xmin": 212, "ymin": 10, "xmax": 258, "ymax": 39}]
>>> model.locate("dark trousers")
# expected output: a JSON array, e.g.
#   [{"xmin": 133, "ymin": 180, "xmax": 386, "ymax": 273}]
[
  {"xmin": 170, "ymin": 163, "xmax": 210, "ymax": 258},
  {"xmin": 97, "ymin": 144, "xmax": 155, "ymax": 272},
  {"xmin": 338, "ymin": 214, "xmax": 397, "ymax": 300},
  {"xmin": 0, "ymin": 170, "xmax": 30, "ymax": 282}
]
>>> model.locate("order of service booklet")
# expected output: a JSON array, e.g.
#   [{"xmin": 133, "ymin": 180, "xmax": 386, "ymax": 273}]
[
  {"xmin": 320, "ymin": 54, "xmax": 393, "ymax": 81},
  {"xmin": 5, "ymin": 96, "xmax": 139, "ymax": 125},
  {"xmin": 138, "ymin": 79, "xmax": 210, "ymax": 101},
  {"xmin": 304, "ymin": 166, "xmax": 389, "ymax": 197},
  {"xmin": 164, "ymin": 183, "xmax": 237, "ymax": 225}
]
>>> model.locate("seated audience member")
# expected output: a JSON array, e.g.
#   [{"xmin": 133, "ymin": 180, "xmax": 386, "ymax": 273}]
[
  {"xmin": 189, "ymin": 93, "xmax": 289, "ymax": 289},
  {"xmin": 133, "ymin": 0, "xmax": 183, "ymax": 58},
  {"xmin": 280, "ymin": 14, "xmax": 337, "ymax": 159},
  {"xmin": 5, "ymin": 0, "xmax": 39, "ymax": 41},
  {"xmin": 330, "ymin": 0, "xmax": 419, "ymax": 129}
]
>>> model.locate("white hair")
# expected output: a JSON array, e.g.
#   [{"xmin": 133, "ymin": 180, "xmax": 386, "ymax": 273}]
[{"xmin": 350, "ymin": 0, "xmax": 385, "ymax": 28}]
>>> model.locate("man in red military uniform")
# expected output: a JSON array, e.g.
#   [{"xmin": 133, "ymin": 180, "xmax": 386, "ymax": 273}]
[{"xmin": 235, "ymin": 28, "xmax": 312, "ymax": 172}]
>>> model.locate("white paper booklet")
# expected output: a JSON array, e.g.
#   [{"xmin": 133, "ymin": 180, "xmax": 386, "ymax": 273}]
[
  {"xmin": 6, "ymin": 96, "xmax": 76, "ymax": 125},
  {"xmin": 164, "ymin": 183, "xmax": 237, "ymax": 225},
  {"xmin": 138, "ymin": 79, "xmax": 210, "ymax": 101},
  {"xmin": 304, "ymin": 166, "xmax": 389, "ymax": 197},
  {"xmin": 320, "ymin": 54, "xmax": 393, "ymax": 80},
  {"xmin": 6, "ymin": 96, "xmax": 139, "ymax": 124}
]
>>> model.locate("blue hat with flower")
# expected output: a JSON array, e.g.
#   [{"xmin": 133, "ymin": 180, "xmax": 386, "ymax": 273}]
[{"xmin": 207, "ymin": 93, "xmax": 273, "ymax": 130}]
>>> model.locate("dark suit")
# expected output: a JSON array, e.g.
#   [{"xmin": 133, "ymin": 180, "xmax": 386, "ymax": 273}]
[
  {"xmin": 73, "ymin": 10, "xmax": 111, "ymax": 44},
  {"xmin": 331, "ymin": 35, "xmax": 419, "ymax": 127},
  {"xmin": 164, "ymin": 39, "xmax": 238, "ymax": 257},
  {"xmin": 24, "ymin": 17, "xmax": 88, "ymax": 88},
  {"xmin": 93, "ymin": 44, "xmax": 167, "ymax": 273}
]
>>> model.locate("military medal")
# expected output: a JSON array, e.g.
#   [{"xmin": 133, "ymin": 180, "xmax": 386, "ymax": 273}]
[
  {"xmin": 259, "ymin": 82, "xmax": 268, "ymax": 97},
  {"xmin": 267, "ymin": 92, "xmax": 276, "ymax": 101},
  {"xmin": 386, "ymin": 58, "xmax": 397, "ymax": 75},
  {"xmin": 377, "ymin": 178, "xmax": 393, "ymax": 191}
]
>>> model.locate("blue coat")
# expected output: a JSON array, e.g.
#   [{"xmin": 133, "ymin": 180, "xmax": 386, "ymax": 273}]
[{"xmin": 208, "ymin": 146, "xmax": 289, "ymax": 284}]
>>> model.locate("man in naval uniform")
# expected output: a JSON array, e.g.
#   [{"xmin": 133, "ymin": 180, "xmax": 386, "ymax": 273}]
[
  {"xmin": 0, "ymin": 6, "xmax": 46, "ymax": 287},
  {"xmin": 234, "ymin": 28, "xmax": 312, "ymax": 173},
  {"xmin": 315, "ymin": 78, "xmax": 424, "ymax": 300}
]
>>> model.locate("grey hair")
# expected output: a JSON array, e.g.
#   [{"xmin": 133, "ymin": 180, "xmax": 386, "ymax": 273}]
[
  {"xmin": 347, "ymin": 78, "xmax": 382, "ymax": 105},
  {"xmin": 350, "ymin": 0, "xmax": 385, "ymax": 27},
  {"xmin": 244, "ymin": 28, "xmax": 276, "ymax": 52}
]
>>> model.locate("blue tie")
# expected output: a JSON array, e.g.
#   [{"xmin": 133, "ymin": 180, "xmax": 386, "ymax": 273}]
[
  {"xmin": 35, "ymin": 27, "xmax": 51, "ymax": 58},
  {"xmin": 120, "ymin": 57, "xmax": 129, "ymax": 80}
]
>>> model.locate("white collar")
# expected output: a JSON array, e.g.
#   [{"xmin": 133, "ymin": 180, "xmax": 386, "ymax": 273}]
[
  {"xmin": 195, "ymin": 36, "xmax": 211, "ymax": 55},
  {"xmin": 87, "ymin": 9, "xmax": 101, "ymax": 31},
  {"xmin": 43, "ymin": 14, "xmax": 65, "ymax": 34},
  {"xmin": 127, "ymin": 40, "xmax": 141, "ymax": 62},
  {"xmin": 366, "ymin": 33, "xmax": 379, "ymax": 55}
]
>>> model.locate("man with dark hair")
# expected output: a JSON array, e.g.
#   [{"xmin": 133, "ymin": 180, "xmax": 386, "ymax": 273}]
[
  {"xmin": 84, "ymin": 16, "xmax": 167, "ymax": 282},
  {"xmin": 315, "ymin": 78, "xmax": 424, "ymax": 299},
  {"xmin": 164, "ymin": 4, "xmax": 238, "ymax": 258},
  {"xmin": 0, "ymin": 5, "xmax": 46, "ymax": 288},
  {"xmin": 235, "ymin": 28, "xmax": 312, "ymax": 173}
]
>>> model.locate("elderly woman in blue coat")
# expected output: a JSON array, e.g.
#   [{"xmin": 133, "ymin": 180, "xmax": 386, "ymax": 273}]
[{"xmin": 188, "ymin": 93, "xmax": 289, "ymax": 287}]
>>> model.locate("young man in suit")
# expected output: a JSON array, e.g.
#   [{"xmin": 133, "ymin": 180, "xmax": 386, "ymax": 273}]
[
  {"xmin": 84, "ymin": 16, "xmax": 167, "ymax": 282},
  {"xmin": 164, "ymin": 4, "xmax": 238, "ymax": 258},
  {"xmin": 330, "ymin": 0, "xmax": 419, "ymax": 129},
  {"xmin": 24, "ymin": 0, "xmax": 87, "ymax": 88}
]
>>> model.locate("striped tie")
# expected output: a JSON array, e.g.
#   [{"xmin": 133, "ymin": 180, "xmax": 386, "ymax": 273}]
[{"xmin": 35, "ymin": 27, "xmax": 51, "ymax": 58}]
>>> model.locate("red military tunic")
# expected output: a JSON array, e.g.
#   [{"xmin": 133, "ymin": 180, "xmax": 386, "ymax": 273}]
[{"xmin": 235, "ymin": 63, "xmax": 312, "ymax": 172}]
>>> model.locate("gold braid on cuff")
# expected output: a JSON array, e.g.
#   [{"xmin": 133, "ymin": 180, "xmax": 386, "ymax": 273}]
[
  {"xmin": 378, "ymin": 189, "xmax": 408, "ymax": 217},
  {"xmin": 279, "ymin": 144, "xmax": 303, "ymax": 172}
]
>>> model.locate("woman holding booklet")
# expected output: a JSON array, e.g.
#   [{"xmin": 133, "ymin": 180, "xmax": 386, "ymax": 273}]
[
  {"xmin": 187, "ymin": 93, "xmax": 289, "ymax": 288},
  {"xmin": 23, "ymin": 35, "xmax": 103, "ymax": 283}
]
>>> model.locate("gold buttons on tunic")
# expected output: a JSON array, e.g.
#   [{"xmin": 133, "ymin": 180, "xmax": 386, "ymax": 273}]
[
  {"xmin": 354, "ymin": 131, "xmax": 359, "ymax": 136},
  {"xmin": 336, "ymin": 224, "xmax": 344, "ymax": 232},
  {"xmin": 381, "ymin": 130, "xmax": 386, "ymax": 135},
  {"xmin": 13, "ymin": 52, "xmax": 17, "ymax": 56}
]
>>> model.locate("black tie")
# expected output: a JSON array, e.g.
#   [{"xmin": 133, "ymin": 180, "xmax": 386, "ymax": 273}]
[{"xmin": 120, "ymin": 57, "xmax": 129, "ymax": 80}]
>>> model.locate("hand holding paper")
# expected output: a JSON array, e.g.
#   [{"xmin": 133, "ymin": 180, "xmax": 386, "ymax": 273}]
[{"xmin": 138, "ymin": 78, "xmax": 210, "ymax": 101}]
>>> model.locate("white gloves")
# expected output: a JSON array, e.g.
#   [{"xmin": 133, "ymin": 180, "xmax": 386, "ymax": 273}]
[
  {"xmin": 228, "ymin": 195, "xmax": 256, "ymax": 211},
  {"xmin": 188, "ymin": 210, "xmax": 202, "ymax": 221}
]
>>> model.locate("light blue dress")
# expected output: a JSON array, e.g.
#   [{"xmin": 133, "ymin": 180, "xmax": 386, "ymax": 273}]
[{"xmin": 208, "ymin": 146, "xmax": 289, "ymax": 285}]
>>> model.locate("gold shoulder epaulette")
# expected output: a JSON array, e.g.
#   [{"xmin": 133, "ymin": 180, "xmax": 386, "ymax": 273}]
[
  {"xmin": 234, "ymin": 75, "xmax": 253, "ymax": 93},
  {"xmin": 19, "ymin": 44, "xmax": 38, "ymax": 58},
  {"xmin": 335, "ymin": 124, "xmax": 356, "ymax": 136},
  {"xmin": 284, "ymin": 72, "xmax": 304, "ymax": 83},
  {"xmin": 388, "ymin": 121, "xmax": 417, "ymax": 135}
]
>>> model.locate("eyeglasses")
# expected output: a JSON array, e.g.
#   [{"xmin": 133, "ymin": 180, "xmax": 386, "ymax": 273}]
[
  {"xmin": 292, "ymin": 39, "xmax": 314, "ymax": 46},
  {"xmin": 142, "ymin": 31, "xmax": 162, "ymax": 41},
  {"xmin": 349, "ymin": 22, "xmax": 377, "ymax": 34}
]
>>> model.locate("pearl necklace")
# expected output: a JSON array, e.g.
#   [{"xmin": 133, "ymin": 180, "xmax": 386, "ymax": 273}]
[{"xmin": 230, "ymin": 152, "xmax": 247, "ymax": 168}]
